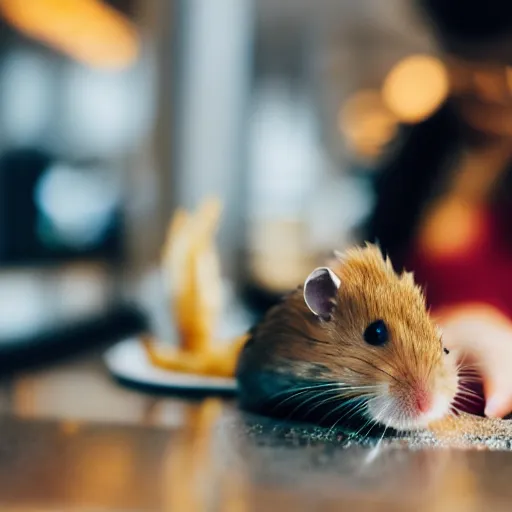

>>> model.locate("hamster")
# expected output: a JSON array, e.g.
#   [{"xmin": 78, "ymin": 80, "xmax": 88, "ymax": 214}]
[{"xmin": 236, "ymin": 243, "xmax": 461, "ymax": 433}]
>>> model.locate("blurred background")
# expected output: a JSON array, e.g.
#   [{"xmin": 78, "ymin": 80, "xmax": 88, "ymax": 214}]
[{"xmin": 0, "ymin": 0, "xmax": 503, "ymax": 365}]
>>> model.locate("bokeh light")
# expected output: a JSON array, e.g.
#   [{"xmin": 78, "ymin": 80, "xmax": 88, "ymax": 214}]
[
  {"xmin": 338, "ymin": 88, "xmax": 398, "ymax": 160},
  {"xmin": 0, "ymin": 0, "xmax": 139, "ymax": 69},
  {"xmin": 382, "ymin": 54, "xmax": 449, "ymax": 124}
]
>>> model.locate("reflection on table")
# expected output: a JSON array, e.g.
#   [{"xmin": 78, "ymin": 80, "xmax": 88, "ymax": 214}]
[{"xmin": 0, "ymin": 352, "xmax": 512, "ymax": 511}]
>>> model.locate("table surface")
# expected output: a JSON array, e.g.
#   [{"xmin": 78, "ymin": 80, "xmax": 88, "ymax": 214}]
[{"xmin": 1, "ymin": 346, "xmax": 512, "ymax": 512}]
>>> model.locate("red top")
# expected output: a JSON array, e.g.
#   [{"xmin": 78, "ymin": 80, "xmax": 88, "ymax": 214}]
[
  {"xmin": 404, "ymin": 202, "xmax": 512, "ymax": 416},
  {"xmin": 405, "ymin": 202, "xmax": 512, "ymax": 320}
]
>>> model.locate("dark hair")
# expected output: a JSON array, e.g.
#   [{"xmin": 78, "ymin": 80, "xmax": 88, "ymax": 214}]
[
  {"xmin": 418, "ymin": 0, "xmax": 512, "ymax": 42},
  {"xmin": 363, "ymin": 0, "xmax": 512, "ymax": 269},
  {"xmin": 363, "ymin": 102, "xmax": 463, "ymax": 268}
]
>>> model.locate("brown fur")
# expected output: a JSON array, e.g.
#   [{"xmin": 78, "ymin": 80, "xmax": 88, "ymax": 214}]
[
  {"xmin": 238, "ymin": 244, "xmax": 442, "ymax": 386},
  {"xmin": 235, "ymin": 243, "xmax": 456, "ymax": 431}
]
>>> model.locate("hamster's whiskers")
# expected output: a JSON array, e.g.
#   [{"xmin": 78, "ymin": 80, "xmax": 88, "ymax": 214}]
[
  {"xmin": 371, "ymin": 396, "xmax": 394, "ymax": 425},
  {"xmin": 457, "ymin": 358, "xmax": 482, "ymax": 370},
  {"xmin": 325, "ymin": 397, "xmax": 374, "ymax": 437},
  {"xmin": 283, "ymin": 384, "xmax": 380, "ymax": 422},
  {"xmin": 454, "ymin": 365, "xmax": 485, "ymax": 409},
  {"xmin": 321, "ymin": 399, "xmax": 363, "ymax": 427},
  {"xmin": 450, "ymin": 401, "xmax": 466, "ymax": 416},
  {"xmin": 456, "ymin": 358, "xmax": 483, "ymax": 379},
  {"xmin": 368, "ymin": 399, "xmax": 394, "ymax": 449},
  {"xmin": 345, "ymin": 354, "xmax": 413, "ymax": 391},
  {"xmin": 459, "ymin": 374, "xmax": 482, "ymax": 384},
  {"xmin": 304, "ymin": 394, "xmax": 367, "ymax": 427},
  {"xmin": 285, "ymin": 386, "xmax": 376, "ymax": 420},
  {"xmin": 295, "ymin": 393, "xmax": 349, "ymax": 419},
  {"xmin": 349, "ymin": 398, "xmax": 384, "ymax": 439},
  {"xmin": 268, "ymin": 384, "xmax": 342, "ymax": 412},
  {"xmin": 453, "ymin": 394, "xmax": 481, "ymax": 409},
  {"xmin": 266, "ymin": 381, "xmax": 357, "ymax": 401},
  {"xmin": 457, "ymin": 370, "xmax": 482, "ymax": 382},
  {"xmin": 456, "ymin": 386, "xmax": 482, "ymax": 399},
  {"xmin": 265, "ymin": 382, "xmax": 342, "ymax": 401},
  {"xmin": 265, "ymin": 382, "xmax": 379, "ymax": 416}
]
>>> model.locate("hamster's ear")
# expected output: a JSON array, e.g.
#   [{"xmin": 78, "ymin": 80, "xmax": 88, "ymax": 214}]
[{"xmin": 303, "ymin": 267, "xmax": 341, "ymax": 319}]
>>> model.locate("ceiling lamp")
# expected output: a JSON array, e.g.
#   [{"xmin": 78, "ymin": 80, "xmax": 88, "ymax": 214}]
[{"xmin": 0, "ymin": 0, "xmax": 139, "ymax": 70}]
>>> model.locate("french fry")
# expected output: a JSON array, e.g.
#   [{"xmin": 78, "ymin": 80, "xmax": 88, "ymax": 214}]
[
  {"xmin": 191, "ymin": 239, "xmax": 222, "ymax": 352},
  {"xmin": 142, "ymin": 334, "xmax": 246, "ymax": 378},
  {"xmin": 168, "ymin": 198, "xmax": 222, "ymax": 352},
  {"xmin": 142, "ymin": 197, "xmax": 247, "ymax": 379},
  {"xmin": 162, "ymin": 208, "xmax": 189, "ymax": 287},
  {"xmin": 142, "ymin": 335, "xmax": 212, "ymax": 374}
]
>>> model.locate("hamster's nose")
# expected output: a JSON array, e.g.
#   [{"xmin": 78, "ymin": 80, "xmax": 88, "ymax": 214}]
[{"xmin": 415, "ymin": 388, "xmax": 432, "ymax": 413}]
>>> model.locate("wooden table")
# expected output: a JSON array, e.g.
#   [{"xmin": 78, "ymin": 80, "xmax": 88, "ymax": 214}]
[{"xmin": 1, "ymin": 349, "xmax": 512, "ymax": 511}]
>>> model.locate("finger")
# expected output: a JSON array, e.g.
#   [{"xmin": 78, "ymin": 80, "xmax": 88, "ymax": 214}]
[
  {"xmin": 484, "ymin": 392, "xmax": 512, "ymax": 419},
  {"xmin": 483, "ymin": 375, "xmax": 512, "ymax": 418}
]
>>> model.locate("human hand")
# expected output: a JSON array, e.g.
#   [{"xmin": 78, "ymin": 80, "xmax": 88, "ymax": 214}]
[{"xmin": 437, "ymin": 304, "xmax": 512, "ymax": 419}]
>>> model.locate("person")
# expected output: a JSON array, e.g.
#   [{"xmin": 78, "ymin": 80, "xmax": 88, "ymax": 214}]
[{"xmin": 364, "ymin": 0, "xmax": 512, "ymax": 418}]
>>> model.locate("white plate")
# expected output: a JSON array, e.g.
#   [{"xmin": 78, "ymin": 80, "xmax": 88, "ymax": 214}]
[{"xmin": 104, "ymin": 337, "xmax": 238, "ymax": 394}]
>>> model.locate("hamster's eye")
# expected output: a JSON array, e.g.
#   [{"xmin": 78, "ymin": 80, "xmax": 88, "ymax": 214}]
[
  {"xmin": 364, "ymin": 320, "xmax": 388, "ymax": 346},
  {"xmin": 443, "ymin": 347, "xmax": 450, "ymax": 355}
]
